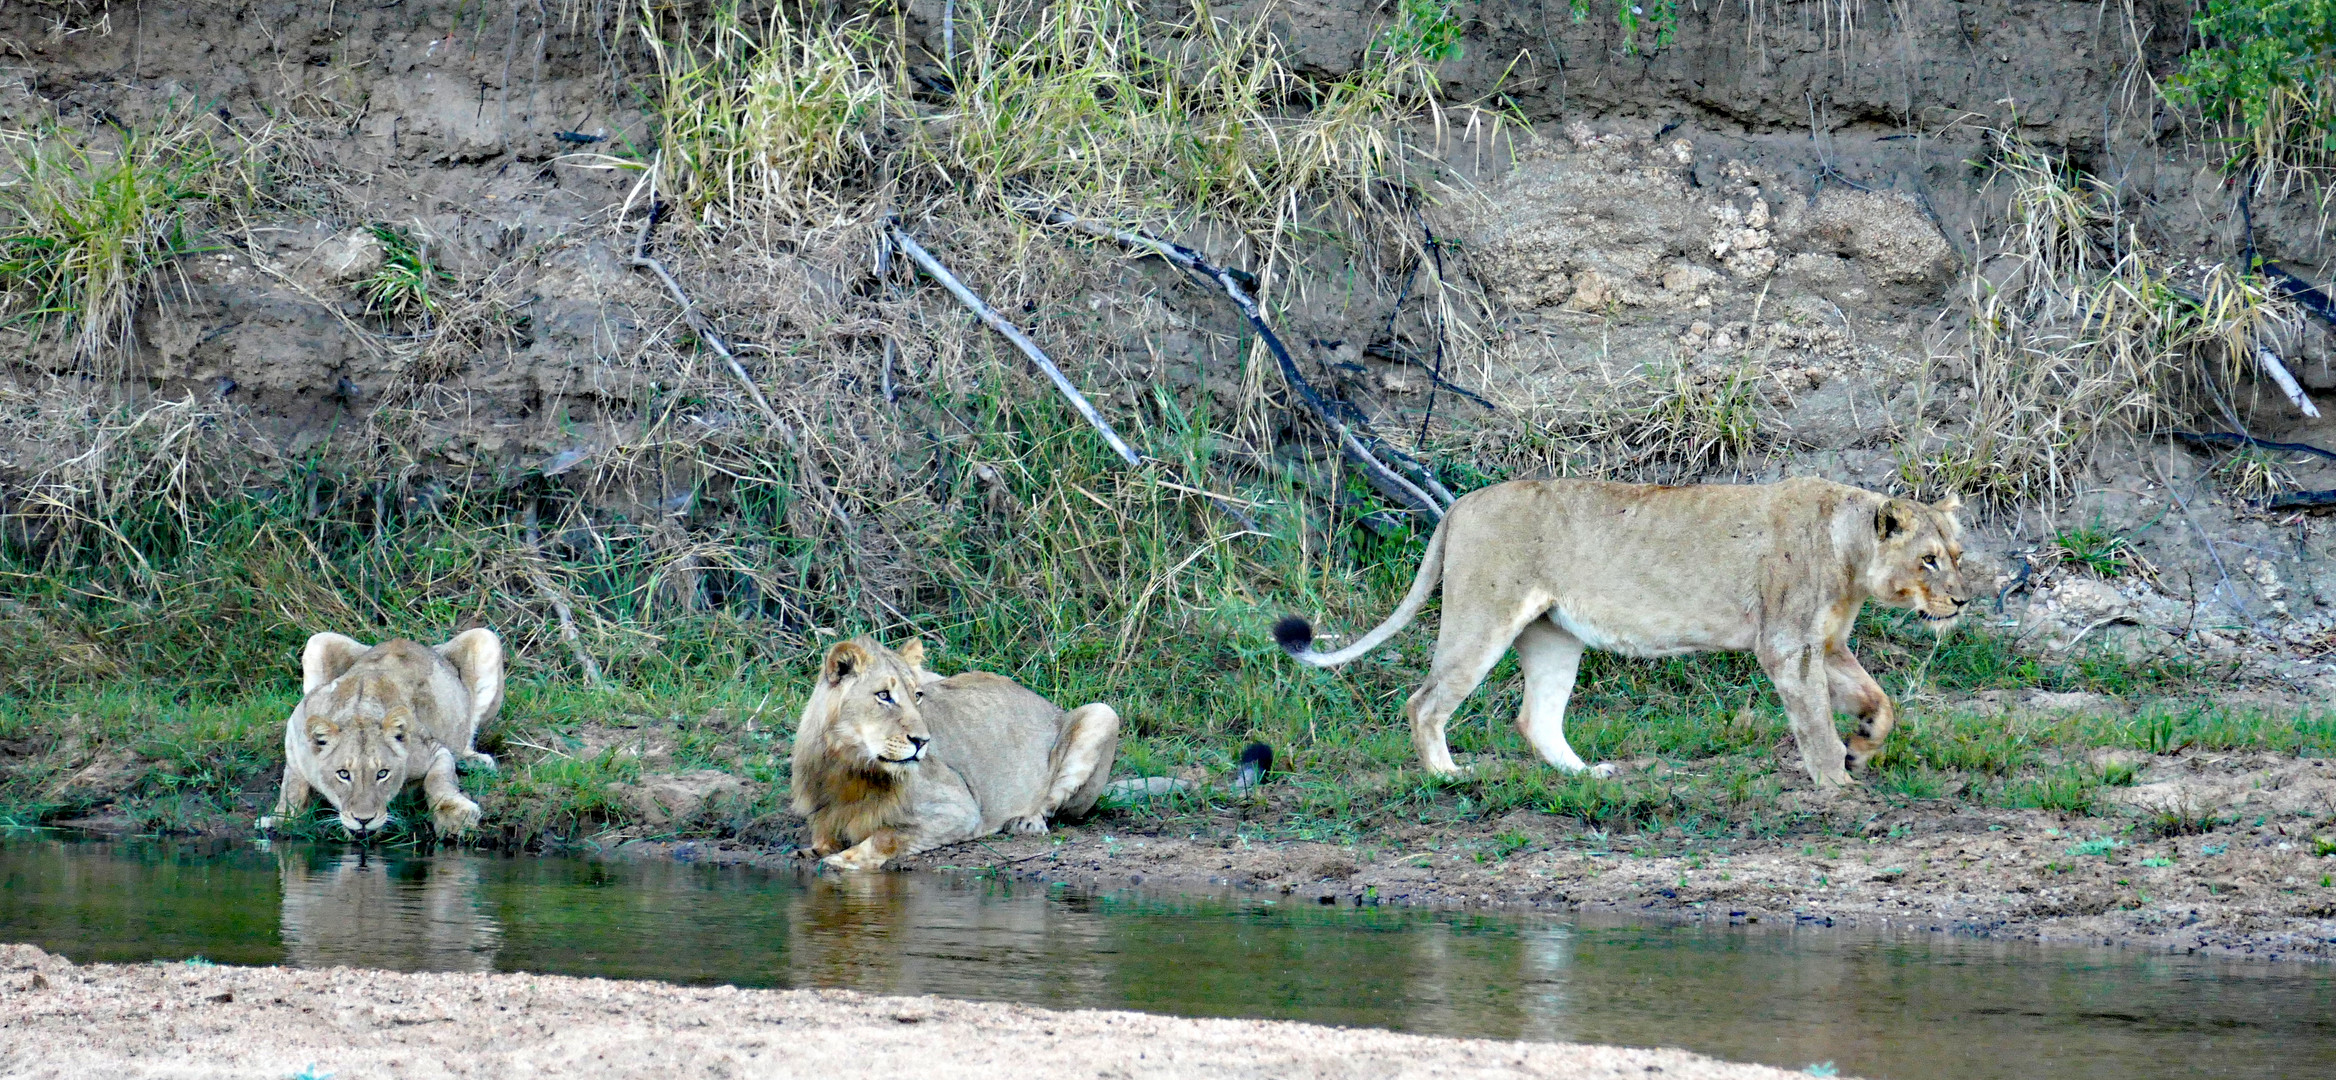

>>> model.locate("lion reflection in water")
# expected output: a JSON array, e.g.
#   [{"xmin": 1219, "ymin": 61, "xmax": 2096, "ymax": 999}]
[{"xmin": 278, "ymin": 850, "xmax": 502, "ymax": 972}]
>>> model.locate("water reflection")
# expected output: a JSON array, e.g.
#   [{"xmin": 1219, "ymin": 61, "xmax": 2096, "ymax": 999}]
[
  {"xmin": 279, "ymin": 848, "xmax": 502, "ymax": 972},
  {"xmin": 5, "ymin": 836, "xmax": 2335, "ymax": 1080}
]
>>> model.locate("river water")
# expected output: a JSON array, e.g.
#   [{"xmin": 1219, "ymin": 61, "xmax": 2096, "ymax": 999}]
[{"xmin": 3, "ymin": 835, "xmax": 2331, "ymax": 1079}]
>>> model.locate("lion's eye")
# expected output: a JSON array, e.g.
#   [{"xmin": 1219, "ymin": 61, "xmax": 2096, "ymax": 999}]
[
  {"xmin": 874, "ymin": 689, "xmax": 895, "ymax": 705},
  {"xmin": 336, "ymin": 769, "xmax": 351, "ymax": 782},
  {"xmin": 375, "ymin": 769, "xmax": 390, "ymax": 782},
  {"xmin": 915, "ymin": 690, "xmax": 925, "ymax": 701},
  {"xmin": 1923, "ymin": 555, "xmax": 1939, "ymax": 570}
]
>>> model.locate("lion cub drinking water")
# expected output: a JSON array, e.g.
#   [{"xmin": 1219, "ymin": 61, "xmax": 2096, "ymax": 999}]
[
  {"xmin": 1276, "ymin": 477, "xmax": 1970, "ymax": 790},
  {"xmin": 260, "ymin": 629, "xmax": 504, "ymax": 837},
  {"xmin": 791, "ymin": 637, "xmax": 1119, "ymax": 871}
]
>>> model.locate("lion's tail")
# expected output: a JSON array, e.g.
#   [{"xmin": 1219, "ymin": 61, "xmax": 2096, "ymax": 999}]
[{"xmin": 1271, "ymin": 513, "xmax": 1451, "ymax": 668}]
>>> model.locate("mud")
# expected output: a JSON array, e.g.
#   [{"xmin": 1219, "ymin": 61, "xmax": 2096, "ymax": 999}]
[
  {"xmin": 631, "ymin": 737, "xmax": 2336, "ymax": 966},
  {"xmin": 0, "ymin": 943, "xmax": 1807, "ymax": 1080}
]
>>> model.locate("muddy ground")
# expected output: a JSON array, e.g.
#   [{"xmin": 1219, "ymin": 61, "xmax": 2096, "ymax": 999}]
[
  {"xmin": 0, "ymin": 943, "xmax": 1808, "ymax": 1080},
  {"xmin": 634, "ymin": 739, "xmax": 2336, "ymax": 966}
]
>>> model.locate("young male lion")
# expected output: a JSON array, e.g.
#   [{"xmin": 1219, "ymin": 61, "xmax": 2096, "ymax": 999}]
[
  {"xmin": 260, "ymin": 629, "xmax": 504, "ymax": 837},
  {"xmin": 1275, "ymin": 477, "xmax": 1970, "ymax": 790},
  {"xmin": 790, "ymin": 637, "xmax": 1119, "ymax": 871}
]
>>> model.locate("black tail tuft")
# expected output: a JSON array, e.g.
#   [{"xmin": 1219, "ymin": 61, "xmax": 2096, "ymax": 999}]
[
  {"xmin": 1234, "ymin": 741, "xmax": 1274, "ymax": 790},
  {"xmin": 1271, "ymin": 616, "xmax": 1315, "ymax": 655}
]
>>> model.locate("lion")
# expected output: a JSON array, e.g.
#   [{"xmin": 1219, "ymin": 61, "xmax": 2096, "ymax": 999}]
[
  {"xmin": 259, "ymin": 629, "xmax": 504, "ymax": 836},
  {"xmin": 1274, "ymin": 477, "xmax": 1969, "ymax": 790},
  {"xmin": 790, "ymin": 637, "xmax": 1120, "ymax": 871}
]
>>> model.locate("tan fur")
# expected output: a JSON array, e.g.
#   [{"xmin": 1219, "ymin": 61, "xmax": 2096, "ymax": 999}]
[
  {"xmin": 1280, "ymin": 477, "xmax": 1970, "ymax": 789},
  {"xmin": 260, "ymin": 629, "xmax": 504, "ymax": 836},
  {"xmin": 790, "ymin": 637, "xmax": 1119, "ymax": 871}
]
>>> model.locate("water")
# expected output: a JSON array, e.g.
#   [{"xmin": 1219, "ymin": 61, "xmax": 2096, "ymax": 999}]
[{"xmin": 4, "ymin": 836, "xmax": 2332, "ymax": 1079}]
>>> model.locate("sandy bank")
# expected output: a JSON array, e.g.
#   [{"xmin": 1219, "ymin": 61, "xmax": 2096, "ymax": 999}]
[{"xmin": 0, "ymin": 944, "xmax": 1811, "ymax": 1079}]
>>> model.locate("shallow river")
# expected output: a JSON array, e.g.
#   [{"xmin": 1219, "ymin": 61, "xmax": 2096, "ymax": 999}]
[{"xmin": 3, "ymin": 835, "xmax": 2331, "ymax": 1079}]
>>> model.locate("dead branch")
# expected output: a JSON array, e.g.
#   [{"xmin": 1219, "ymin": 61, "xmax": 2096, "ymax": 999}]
[
  {"xmin": 1039, "ymin": 210, "xmax": 1453, "ymax": 519},
  {"xmin": 886, "ymin": 224, "xmax": 1144, "ymax": 467}
]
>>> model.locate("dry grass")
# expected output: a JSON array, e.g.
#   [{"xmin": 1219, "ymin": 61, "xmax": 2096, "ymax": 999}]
[{"xmin": 1897, "ymin": 132, "xmax": 2299, "ymax": 506}]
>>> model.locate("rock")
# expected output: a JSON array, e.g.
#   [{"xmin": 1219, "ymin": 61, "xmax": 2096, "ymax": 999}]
[
  {"xmin": 1791, "ymin": 189, "xmax": 1957, "ymax": 288},
  {"xmin": 2043, "ymin": 577, "xmax": 2132, "ymax": 624},
  {"xmin": 2019, "ymin": 690, "xmax": 2114, "ymax": 714},
  {"xmin": 607, "ymin": 770, "xmax": 753, "ymax": 827},
  {"xmin": 313, "ymin": 230, "xmax": 384, "ymax": 284}
]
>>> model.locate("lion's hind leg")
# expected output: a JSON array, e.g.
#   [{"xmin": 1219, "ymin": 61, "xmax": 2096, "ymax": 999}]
[
  {"xmin": 1029, "ymin": 703, "xmax": 1120, "ymax": 829},
  {"xmin": 1514, "ymin": 620, "xmax": 1614, "ymax": 778},
  {"xmin": 1827, "ymin": 647, "xmax": 1896, "ymax": 773},
  {"xmin": 1405, "ymin": 601, "xmax": 1545, "ymax": 777}
]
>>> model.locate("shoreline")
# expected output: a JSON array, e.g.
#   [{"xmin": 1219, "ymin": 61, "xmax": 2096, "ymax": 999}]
[
  {"xmin": 0, "ymin": 943, "xmax": 1806, "ymax": 1080},
  {"xmin": 617, "ymin": 763, "xmax": 2336, "ymax": 966}
]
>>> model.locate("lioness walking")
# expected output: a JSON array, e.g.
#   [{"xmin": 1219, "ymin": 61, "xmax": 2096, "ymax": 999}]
[
  {"xmin": 1275, "ymin": 478, "xmax": 1970, "ymax": 789},
  {"xmin": 261, "ymin": 629, "xmax": 504, "ymax": 836},
  {"xmin": 792, "ymin": 637, "xmax": 1120, "ymax": 871}
]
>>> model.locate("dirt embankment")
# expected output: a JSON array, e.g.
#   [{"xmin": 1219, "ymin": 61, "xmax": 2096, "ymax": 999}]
[
  {"xmin": 0, "ymin": 943, "xmax": 1810, "ymax": 1080},
  {"xmin": 640, "ymin": 729, "xmax": 2336, "ymax": 965}
]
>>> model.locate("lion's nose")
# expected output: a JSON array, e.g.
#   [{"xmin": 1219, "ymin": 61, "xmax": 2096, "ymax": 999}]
[
  {"xmin": 908, "ymin": 736, "xmax": 930, "ymax": 752},
  {"xmin": 352, "ymin": 814, "xmax": 383, "ymax": 833}
]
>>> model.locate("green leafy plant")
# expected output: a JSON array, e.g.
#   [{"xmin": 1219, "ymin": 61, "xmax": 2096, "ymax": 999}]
[
  {"xmin": 2066, "ymin": 835, "xmax": 2125, "ymax": 857},
  {"xmin": 359, "ymin": 223, "xmax": 451, "ymax": 321},
  {"xmin": 2167, "ymin": 0, "xmax": 2336, "ymax": 177},
  {"xmin": 1373, "ymin": 0, "xmax": 1465, "ymax": 64},
  {"xmin": 1570, "ymin": 0, "xmax": 1679, "ymax": 54}
]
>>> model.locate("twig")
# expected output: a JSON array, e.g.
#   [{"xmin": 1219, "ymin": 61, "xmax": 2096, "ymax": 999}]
[
  {"xmin": 887, "ymin": 225, "xmax": 1143, "ymax": 467},
  {"xmin": 2253, "ymin": 344, "xmax": 2321, "ymax": 417},
  {"xmin": 522, "ymin": 505, "xmax": 606, "ymax": 690},
  {"xmin": 1038, "ymin": 209, "xmax": 1450, "ymax": 519},
  {"xmin": 2152, "ymin": 460, "xmax": 2267, "ymax": 639},
  {"xmin": 630, "ymin": 201, "xmax": 782, "ymax": 427}
]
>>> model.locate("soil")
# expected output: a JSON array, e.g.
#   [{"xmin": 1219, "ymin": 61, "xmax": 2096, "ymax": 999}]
[
  {"xmin": 0, "ymin": 943, "xmax": 1807, "ymax": 1080},
  {"xmin": 630, "ymin": 737, "xmax": 2336, "ymax": 966}
]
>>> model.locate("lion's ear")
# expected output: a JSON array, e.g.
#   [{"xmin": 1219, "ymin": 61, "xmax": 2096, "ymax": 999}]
[
  {"xmin": 302, "ymin": 633, "xmax": 370, "ymax": 694},
  {"xmin": 1875, "ymin": 500, "xmax": 1916, "ymax": 541},
  {"xmin": 382, "ymin": 710, "xmax": 409, "ymax": 738},
  {"xmin": 1935, "ymin": 491, "xmax": 1964, "ymax": 514},
  {"xmin": 895, "ymin": 639, "xmax": 927, "ymax": 670},
  {"xmin": 824, "ymin": 641, "xmax": 873, "ymax": 687},
  {"xmin": 306, "ymin": 717, "xmax": 339, "ymax": 740}
]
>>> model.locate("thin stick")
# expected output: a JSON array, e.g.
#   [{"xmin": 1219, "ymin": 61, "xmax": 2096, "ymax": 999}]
[
  {"xmin": 1039, "ymin": 210, "xmax": 1451, "ymax": 518},
  {"xmin": 631, "ymin": 205, "xmax": 782, "ymax": 428},
  {"xmin": 523, "ymin": 505, "xmax": 606, "ymax": 689},
  {"xmin": 887, "ymin": 225, "xmax": 1143, "ymax": 466},
  {"xmin": 2253, "ymin": 343, "xmax": 2320, "ymax": 418}
]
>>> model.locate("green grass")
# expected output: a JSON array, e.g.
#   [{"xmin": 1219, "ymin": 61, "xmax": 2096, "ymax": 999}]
[
  {"xmin": 358, "ymin": 223, "xmax": 451, "ymax": 321},
  {"xmin": 0, "ymin": 111, "xmax": 225, "ymax": 365}
]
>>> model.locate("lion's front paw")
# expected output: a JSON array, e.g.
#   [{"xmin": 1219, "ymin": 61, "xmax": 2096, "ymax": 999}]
[
  {"xmin": 822, "ymin": 847, "xmax": 889, "ymax": 873},
  {"xmin": 1585, "ymin": 762, "xmax": 1618, "ymax": 779},
  {"xmin": 1005, "ymin": 814, "xmax": 1048, "ymax": 836},
  {"xmin": 460, "ymin": 751, "xmax": 498, "ymax": 774},
  {"xmin": 257, "ymin": 815, "xmax": 282, "ymax": 832},
  {"xmin": 431, "ymin": 797, "xmax": 483, "ymax": 833}
]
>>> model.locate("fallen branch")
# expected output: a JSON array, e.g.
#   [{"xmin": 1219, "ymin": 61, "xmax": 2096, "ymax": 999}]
[
  {"xmin": 2253, "ymin": 343, "xmax": 2321, "ymax": 418},
  {"xmin": 1039, "ymin": 209, "xmax": 1453, "ymax": 518},
  {"xmin": 2265, "ymin": 489, "xmax": 2336, "ymax": 512},
  {"xmin": 522, "ymin": 506, "xmax": 606, "ymax": 690},
  {"xmin": 2171, "ymin": 430, "xmax": 2336, "ymax": 464},
  {"xmin": 630, "ymin": 204, "xmax": 782, "ymax": 427},
  {"xmin": 887, "ymin": 224, "xmax": 1142, "ymax": 467}
]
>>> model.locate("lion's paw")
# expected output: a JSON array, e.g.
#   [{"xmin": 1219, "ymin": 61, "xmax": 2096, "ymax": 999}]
[
  {"xmin": 460, "ymin": 751, "xmax": 498, "ymax": 774},
  {"xmin": 822, "ymin": 848, "xmax": 887, "ymax": 873},
  {"xmin": 1005, "ymin": 814, "xmax": 1048, "ymax": 836},
  {"xmin": 431, "ymin": 797, "xmax": 483, "ymax": 833},
  {"xmin": 257, "ymin": 815, "xmax": 281, "ymax": 832},
  {"xmin": 1585, "ymin": 762, "xmax": 1618, "ymax": 779}
]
